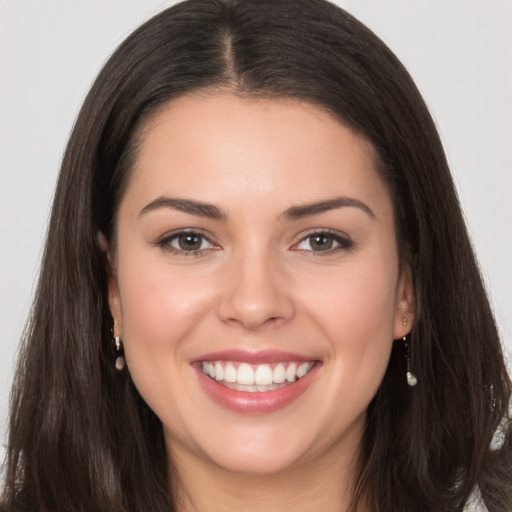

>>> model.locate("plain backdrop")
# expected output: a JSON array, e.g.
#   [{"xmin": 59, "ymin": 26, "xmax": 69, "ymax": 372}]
[{"xmin": 1, "ymin": 0, "xmax": 511, "ymax": 450}]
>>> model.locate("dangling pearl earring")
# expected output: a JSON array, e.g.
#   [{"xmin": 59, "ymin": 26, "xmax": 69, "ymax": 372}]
[
  {"xmin": 112, "ymin": 321, "xmax": 125, "ymax": 371},
  {"xmin": 401, "ymin": 317, "xmax": 417, "ymax": 386}
]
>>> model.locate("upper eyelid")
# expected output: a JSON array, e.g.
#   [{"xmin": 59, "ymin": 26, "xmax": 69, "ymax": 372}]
[
  {"xmin": 157, "ymin": 228, "xmax": 216, "ymax": 243},
  {"xmin": 155, "ymin": 229, "xmax": 220, "ymax": 253},
  {"xmin": 295, "ymin": 228, "xmax": 351, "ymax": 242}
]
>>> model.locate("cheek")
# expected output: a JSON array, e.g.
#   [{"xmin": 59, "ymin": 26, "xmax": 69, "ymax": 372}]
[
  {"xmin": 299, "ymin": 269, "xmax": 396, "ymax": 433},
  {"xmin": 301, "ymin": 256, "xmax": 398, "ymax": 386},
  {"xmin": 115, "ymin": 249, "xmax": 215, "ymax": 375},
  {"xmin": 305, "ymin": 259, "xmax": 397, "ymax": 336},
  {"xmin": 114, "ymin": 257, "xmax": 217, "ymax": 425}
]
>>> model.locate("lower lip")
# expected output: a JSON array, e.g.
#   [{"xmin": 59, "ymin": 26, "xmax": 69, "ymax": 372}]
[{"xmin": 195, "ymin": 363, "xmax": 320, "ymax": 415}]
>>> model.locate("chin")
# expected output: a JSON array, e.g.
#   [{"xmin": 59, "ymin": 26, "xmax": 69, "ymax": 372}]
[{"xmin": 203, "ymin": 439, "xmax": 307, "ymax": 476}]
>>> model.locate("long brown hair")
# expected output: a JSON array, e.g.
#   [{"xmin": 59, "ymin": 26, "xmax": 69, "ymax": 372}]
[{"xmin": 2, "ymin": 1, "xmax": 511, "ymax": 511}]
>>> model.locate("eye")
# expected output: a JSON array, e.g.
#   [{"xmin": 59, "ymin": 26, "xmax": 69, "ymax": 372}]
[
  {"xmin": 157, "ymin": 231, "xmax": 217, "ymax": 254},
  {"xmin": 293, "ymin": 231, "xmax": 352, "ymax": 253}
]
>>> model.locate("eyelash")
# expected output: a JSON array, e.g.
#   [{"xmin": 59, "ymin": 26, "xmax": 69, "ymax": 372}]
[
  {"xmin": 156, "ymin": 229, "xmax": 353, "ymax": 256},
  {"xmin": 292, "ymin": 229, "xmax": 353, "ymax": 255},
  {"xmin": 156, "ymin": 230, "xmax": 218, "ymax": 256}
]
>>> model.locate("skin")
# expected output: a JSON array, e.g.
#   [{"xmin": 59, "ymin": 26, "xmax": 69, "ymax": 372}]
[{"xmin": 108, "ymin": 92, "xmax": 415, "ymax": 511}]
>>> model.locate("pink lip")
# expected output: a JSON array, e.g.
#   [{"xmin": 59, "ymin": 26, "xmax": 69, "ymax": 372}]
[
  {"xmin": 192, "ymin": 349, "xmax": 314, "ymax": 365},
  {"xmin": 194, "ymin": 360, "xmax": 321, "ymax": 415}
]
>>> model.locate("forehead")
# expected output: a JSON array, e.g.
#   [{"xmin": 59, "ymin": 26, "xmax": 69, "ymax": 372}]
[{"xmin": 122, "ymin": 92, "xmax": 392, "ymax": 220}]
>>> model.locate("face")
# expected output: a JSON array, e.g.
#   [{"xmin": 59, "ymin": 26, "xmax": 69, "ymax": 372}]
[{"xmin": 108, "ymin": 92, "xmax": 414, "ymax": 477}]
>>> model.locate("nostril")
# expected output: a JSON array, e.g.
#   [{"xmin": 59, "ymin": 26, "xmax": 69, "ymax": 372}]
[
  {"xmin": 218, "ymin": 302, "xmax": 295, "ymax": 330},
  {"xmin": 216, "ymin": 264, "xmax": 296, "ymax": 328}
]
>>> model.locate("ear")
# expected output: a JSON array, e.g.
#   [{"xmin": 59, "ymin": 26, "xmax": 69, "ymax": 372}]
[
  {"xmin": 106, "ymin": 249, "xmax": 123, "ymax": 336},
  {"xmin": 393, "ymin": 263, "xmax": 415, "ymax": 339}
]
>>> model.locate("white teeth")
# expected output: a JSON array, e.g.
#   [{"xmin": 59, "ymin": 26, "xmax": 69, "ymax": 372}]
[
  {"xmin": 214, "ymin": 362, "xmax": 224, "ymax": 381},
  {"xmin": 286, "ymin": 362, "xmax": 297, "ymax": 382},
  {"xmin": 297, "ymin": 362, "xmax": 311, "ymax": 378},
  {"xmin": 224, "ymin": 363, "xmax": 237, "ymax": 383},
  {"xmin": 237, "ymin": 363, "xmax": 255, "ymax": 385},
  {"xmin": 254, "ymin": 364, "xmax": 273, "ymax": 386},
  {"xmin": 273, "ymin": 363, "xmax": 286, "ymax": 384},
  {"xmin": 200, "ymin": 360, "xmax": 315, "ymax": 388},
  {"xmin": 225, "ymin": 382, "xmax": 284, "ymax": 392}
]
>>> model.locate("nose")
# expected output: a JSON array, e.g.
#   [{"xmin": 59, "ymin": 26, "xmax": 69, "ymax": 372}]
[{"xmin": 216, "ymin": 248, "xmax": 295, "ymax": 331}]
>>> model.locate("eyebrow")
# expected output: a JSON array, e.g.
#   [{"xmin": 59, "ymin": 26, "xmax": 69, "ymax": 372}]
[
  {"xmin": 138, "ymin": 195, "xmax": 375, "ymax": 222},
  {"xmin": 281, "ymin": 197, "xmax": 375, "ymax": 221},
  {"xmin": 139, "ymin": 196, "xmax": 227, "ymax": 220}
]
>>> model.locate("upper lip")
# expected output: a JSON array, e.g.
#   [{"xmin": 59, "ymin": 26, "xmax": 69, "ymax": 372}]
[{"xmin": 191, "ymin": 349, "xmax": 316, "ymax": 365}]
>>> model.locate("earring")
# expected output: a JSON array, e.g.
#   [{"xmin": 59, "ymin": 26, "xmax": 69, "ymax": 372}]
[
  {"xmin": 402, "ymin": 333, "xmax": 417, "ymax": 387},
  {"xmin": 112, "ymin": 321, "xmax": 125, "ymax": 371}
]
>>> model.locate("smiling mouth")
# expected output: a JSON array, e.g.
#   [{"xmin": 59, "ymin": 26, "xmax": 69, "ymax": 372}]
[{"xmin": 199, "ymin": 361, "xmax": 315, "ymax": 392}]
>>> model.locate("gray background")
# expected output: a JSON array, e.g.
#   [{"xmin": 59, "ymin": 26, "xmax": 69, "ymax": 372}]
[{"xmin": 1, "ymin": 0, "xmax": 511, "ymax": 451}]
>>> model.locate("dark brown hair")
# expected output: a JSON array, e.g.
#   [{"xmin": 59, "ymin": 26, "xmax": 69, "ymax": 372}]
[{"xmin": 2, "ymin": 1, "xmax": 511, "ymax": 511}]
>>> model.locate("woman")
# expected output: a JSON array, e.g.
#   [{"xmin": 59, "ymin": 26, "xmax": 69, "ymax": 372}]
[{"xmin": 2, "ymin": 0, "xmax": 511, "ymax": 511}]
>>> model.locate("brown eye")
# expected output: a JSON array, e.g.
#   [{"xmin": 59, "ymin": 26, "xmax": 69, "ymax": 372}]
[
  {"xmin": 309, "ymin": 234, "xmax": 334, "ymax": 251},
  {"xmin": 294, "ymin": 231, "xmax": 352, "ymax": 253},
  {"xmin": 177, "ymin": 233, "xmax": 203, "ymax": 251},
  {"xmin": 158, "ymin": 231, "xmax": 216, "ymax": 254}
]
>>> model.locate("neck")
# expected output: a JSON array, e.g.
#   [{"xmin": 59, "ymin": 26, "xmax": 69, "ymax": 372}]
[{"xmin": 169, "ymin": 430, "xmax": 369, "ymax": 512}]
